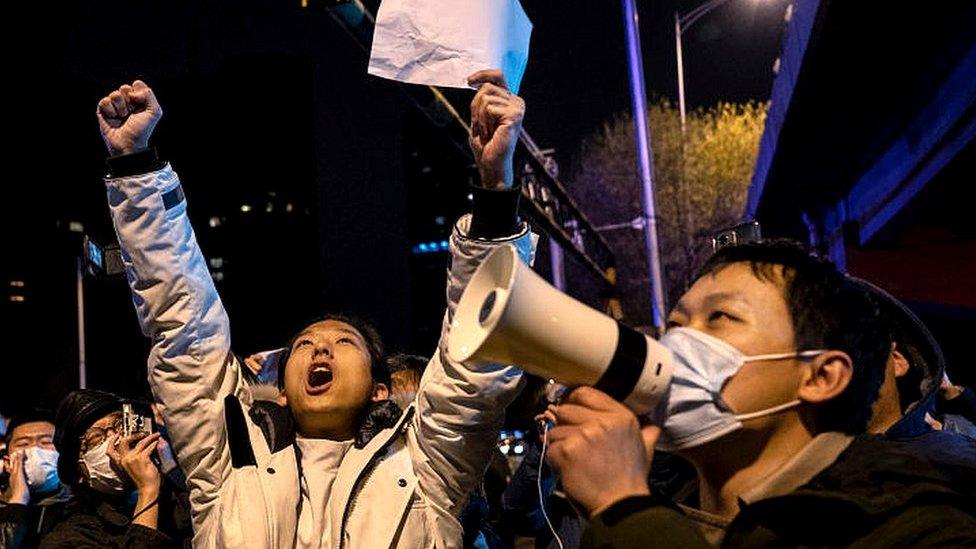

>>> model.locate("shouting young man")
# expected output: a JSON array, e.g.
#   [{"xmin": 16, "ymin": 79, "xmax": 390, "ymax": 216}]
[{"xmin": 98, "ymin": 71, "xmax": 533, "ymax": 548}]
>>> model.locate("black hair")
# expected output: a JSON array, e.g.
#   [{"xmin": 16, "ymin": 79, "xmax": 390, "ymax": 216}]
[
  {"xmin": 694, "ymin": 239, "xmax": 891, "ymax": 435},
  {"xmin": 277, "ymin": 313, "xmax": 390, "ymax": 389},
  {"xmin": 890, "ymin": 324, "xmax": 926, "ymax": 412},
  {"xmin": 386, "ymin": 353, "xmax": 428, "ymax": 404},
  {"xmin": 4, "ymin": 409, "xmax": 55, "ymax": 445},
  {"xmin": 385, "ymin": 353, "xmax": 428, "ymax": 375}
]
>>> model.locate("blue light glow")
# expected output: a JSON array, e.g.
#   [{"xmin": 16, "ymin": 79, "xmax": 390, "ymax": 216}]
[{"xmin": 410, "ymin": 239, "xmax": 451, "ymax": 255}]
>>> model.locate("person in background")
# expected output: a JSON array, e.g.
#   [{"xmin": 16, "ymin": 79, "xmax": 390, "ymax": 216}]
[
  {"xmin": 859, "ymin": 277, "xmax": 945, "ymax": 438},
  {"xmin": 0, "ymin": 413, "xmax": 8, "ymax": 455},
  {"xmin": 934, "ymin": 373, "xmax": 976, "ymax": 437},
  {"xmin": 856, "ymin": 277, "xmax": 976, "ymax": 439},
  {"xmin": 39, "ymin": 390, "xmax": 172, "ymax": 548},
  {"xmin": 501, "ymin": 385, "xmax": 583, "ymax": 549},
  {"xmin": 386, "ymin": 353, "xmax": 428, "ymax": 410},
  {"xmin": 1, "ymin": 410, "xmax": 73, "ymax": 548}
]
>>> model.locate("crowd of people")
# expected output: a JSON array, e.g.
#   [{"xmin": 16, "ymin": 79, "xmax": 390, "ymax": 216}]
[{"xmin": 2, "ymin": 71, "xmax": 975, "ymax": 548}]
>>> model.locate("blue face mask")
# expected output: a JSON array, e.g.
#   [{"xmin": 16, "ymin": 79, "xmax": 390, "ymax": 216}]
[
  {"xmin": 657, "ymin": 327, "xmax": 825, "ymax": 451},
  {"xmin": 23, "ymin": 446, "xmax": 61, "ymax": 493}
]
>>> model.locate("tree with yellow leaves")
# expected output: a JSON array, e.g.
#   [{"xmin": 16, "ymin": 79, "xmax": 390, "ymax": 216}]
[{"xmin": 566, "ymin": 99, "xmax": 767, "ymax": 327}]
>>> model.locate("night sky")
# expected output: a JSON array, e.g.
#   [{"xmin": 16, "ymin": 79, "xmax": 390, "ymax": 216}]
[
  {"xmin": 0, "ymin": 0, "xmax": 789, "ymax": 411},
  {"xmin": 520, "ymin": 0, "xmax": 788, "ymax": 170}
]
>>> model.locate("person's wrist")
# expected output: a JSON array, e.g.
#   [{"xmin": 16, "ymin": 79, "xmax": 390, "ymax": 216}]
[
  {"xmin": 113, "ymin": 144, "xmax": 148, "ymax": 157},
  {"xmin": 135, "ymin": 481, "xmax": 160, "ymax": 500},
  {"xmin": 11, "ymin": 488, "xmax": 31, "ymax": 506},
  {"xmin": 588, "ymin": 483, "xmax": 651, "ymax": 519},
  {"xmin": 477, "ymin": 162, "xmax": 514, "ymax": 190}
]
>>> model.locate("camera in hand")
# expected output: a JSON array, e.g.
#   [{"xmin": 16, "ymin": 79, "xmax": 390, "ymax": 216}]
[{"xmin": 122, "ymin": 403, "xmax": 153, "ymax": 438}]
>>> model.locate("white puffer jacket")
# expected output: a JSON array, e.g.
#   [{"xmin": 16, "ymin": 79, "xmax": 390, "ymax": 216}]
[{"xmin": 105, "ymin": 164, "xmax": 535, "ymax": 548}]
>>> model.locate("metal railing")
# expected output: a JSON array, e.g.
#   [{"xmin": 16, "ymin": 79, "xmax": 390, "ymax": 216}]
[{"xmin": 308, "ymin": 0, "xmax": 617, "ymax": 286}]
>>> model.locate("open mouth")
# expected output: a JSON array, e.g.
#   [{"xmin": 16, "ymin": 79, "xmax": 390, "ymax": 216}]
[{"xmin": 305, "ymin": 364, "xmax": 334, "ymax": 395}]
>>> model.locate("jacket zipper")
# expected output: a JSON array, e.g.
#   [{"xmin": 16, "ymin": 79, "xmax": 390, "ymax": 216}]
[{"xmin": 338, "ymin": 407, "xmax": 414, "ymax": 549}]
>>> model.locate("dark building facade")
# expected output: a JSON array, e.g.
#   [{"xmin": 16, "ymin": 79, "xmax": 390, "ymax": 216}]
[{"xmin": 747, "ymin": 0, "xmax": 976, "ymax": 385}]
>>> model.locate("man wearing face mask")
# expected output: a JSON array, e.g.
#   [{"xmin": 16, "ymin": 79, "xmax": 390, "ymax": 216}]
[
  {"xmin": 1, "ymin": 410, "xmax": 73, "ymax": 548},
  {"xmin": 37, "ymin": 390, "xmax": 173, "ymax": 548},
  {"xmin": 545, "ymin": 240, "xmax": 976, "ymax": 547}
]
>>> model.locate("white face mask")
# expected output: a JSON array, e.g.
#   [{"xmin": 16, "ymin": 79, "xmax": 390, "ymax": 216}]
[
  {"xmin": 22, "ymin": 446, "xmax": 61, "ymax": 493},
  {"xmin": 80, "ymin": 439, "xmax": 128, "ymax": 495},
  {"xmin": 657, "ymin": 327, "xmax": 825, "ymax": 451}
]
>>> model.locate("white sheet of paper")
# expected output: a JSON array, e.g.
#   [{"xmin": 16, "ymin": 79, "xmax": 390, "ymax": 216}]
[{"xmin": 368, "ymin": 0, "xmax": 532, "ymax": 93}]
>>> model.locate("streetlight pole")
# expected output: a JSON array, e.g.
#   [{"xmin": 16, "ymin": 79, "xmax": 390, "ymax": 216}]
[
  {"xmin": 621, "ymin": 0, "xmax": 667, "ymax": 330},
  {"xmin": 675, "ymin": 0, "xmax": 736, "ymax": 133},
  {"xmin": 76, "ymin": 257, "xmax": 87, "ymax": 389},
  {"xmin": 675, "ymin": 11, "xmax": 687, "ymax": 133}
]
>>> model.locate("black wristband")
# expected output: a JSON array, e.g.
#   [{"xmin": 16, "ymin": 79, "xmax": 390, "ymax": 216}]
[
  {"xmin": 106, "ymin": 148, "xmax": 164, "ymax": 178},
  {"xmin": 469, "ymin": 184, "xmax": 522, "ymax": 239}
]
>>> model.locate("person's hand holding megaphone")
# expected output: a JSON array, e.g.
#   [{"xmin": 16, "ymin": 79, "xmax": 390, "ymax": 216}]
[{"xmin": 545, "ymin": 386, "xmax": 661, "ymax": 518}]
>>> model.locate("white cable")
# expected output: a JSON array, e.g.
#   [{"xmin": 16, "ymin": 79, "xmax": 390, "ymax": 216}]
[{"xmin": 538, "ymin": 423, "xmax": 564, "ymax": 549}]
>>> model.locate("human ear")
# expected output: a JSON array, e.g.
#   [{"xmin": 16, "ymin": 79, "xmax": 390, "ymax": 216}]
[
  {"xmin": 797, "ymin": 350, "xmax": 853, "ymax": 404},
  {"xmin": 891, "ymin": 348, "xmax": 910, "ymax": 378},
  {"xmin": 371, "ymin": 382, "xmax": 390, "ymax": 401}
]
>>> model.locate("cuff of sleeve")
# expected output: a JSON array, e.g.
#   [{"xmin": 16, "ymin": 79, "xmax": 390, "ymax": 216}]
[
  {"xmin": 469, "ymin": 184, "xmax": 522, "ymax": 239},
  {"xmin": 584, "ymin": 494, "xmax": 706, "ymax": 549},
  {"xmin": 106, "ymin": 148, "xmax": 165, "ymax": 178},
  {"xmin": 128, "ymin": 524, "xmax": 173, "ymax": 548},
  {"xmin": 597, "ymin": 493, "xmax": 672, "ymax": 527},
  {"xmin": 0, "ymin": 503, "xmax": 28, "ymax": 522}
]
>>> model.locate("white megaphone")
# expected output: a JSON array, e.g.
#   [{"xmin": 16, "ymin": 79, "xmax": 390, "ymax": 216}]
[{"xmin": 448, "ymin": 244, "xmax": 673, "ymax": 417}]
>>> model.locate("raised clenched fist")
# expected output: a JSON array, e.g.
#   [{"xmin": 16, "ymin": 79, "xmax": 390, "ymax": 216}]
[{"xmin": 96, "ymin": 80, "xmax": 162, "ymax": 156}]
